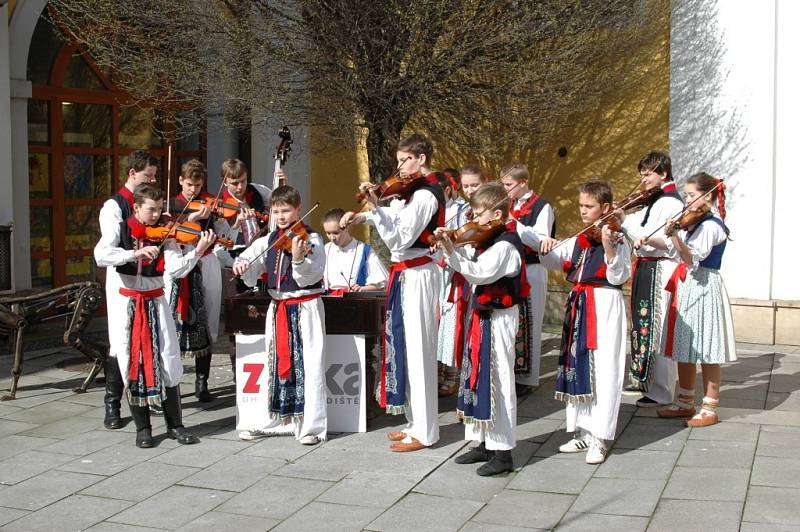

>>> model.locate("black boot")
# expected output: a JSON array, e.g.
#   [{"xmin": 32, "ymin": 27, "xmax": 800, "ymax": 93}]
[
  {"xmin": 129, "ymin": 404, "xmax": 153, "ymax": 448},
  {"xmin": 229, "ymin": 351, "xmax": 237, "ymax": 384},
  {"xmin": 163, "ymin": 386, "xmax": 200, "ymax": 444},
  {"xmin": 194, "ymin": 355, "xmax": 213, "ymax": 403},
  {"xmin": 477, "ymin": 449, "xmax": 514, "ymax": 476},
  {"xmin": 103, "ymin": 359, "xmax": 124, "ymax": 429},
  {"xmin": 455, "ymin": 442, "xmax": 494, "ymax": 464}
]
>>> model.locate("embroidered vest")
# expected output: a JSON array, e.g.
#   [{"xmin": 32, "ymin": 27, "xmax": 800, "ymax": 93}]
[
  {"xmin": 472, "ymin": 231, "xmax": 527, "ymax": 311},
  {"xmin": 116, "ymin": 219, "xmax": 165, "ymax": 277},
  {"xmin": 408, "ymin": 181, "xmax": 446, "ymax": 249},
  {"xmin": 688, "ymin": 216, "xmax": 728, "ymax": 270},
  {"xmin": 264, "ymin": 225, "xmax": 324, "ymax": 292},
  {"xmin": 510, "ymin": 194, "xmax": 556, "ymax": 264},
  {"xmin": 564, "ymin": 236, "xmax": 622, "ymax": 289}
]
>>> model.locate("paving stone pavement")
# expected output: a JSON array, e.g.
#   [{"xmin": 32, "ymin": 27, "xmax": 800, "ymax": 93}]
[{"xmin": 1, "ymin": 338, "xmax": 799, "ymax": 531}]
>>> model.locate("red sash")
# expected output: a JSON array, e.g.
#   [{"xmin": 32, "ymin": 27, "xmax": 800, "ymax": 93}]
[
  {"xmin": 275, "ymin": 293, "xmax": 321, "ymax": 380},
  {"xmin": 571, "ymin": 282, "xmax": 599, "ymax": 350},
  {"xmin": 119, "ymin": 287, "xmax": 164, "ymax": 385},
  {"xmin": 664, "ymin": 263, "xmax": 689, "ymax": 357}
]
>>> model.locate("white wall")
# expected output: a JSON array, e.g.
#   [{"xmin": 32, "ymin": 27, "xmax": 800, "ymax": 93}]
[{"xmin": 670, "ymin": 0, "xmax": 779, "ymax": 300}]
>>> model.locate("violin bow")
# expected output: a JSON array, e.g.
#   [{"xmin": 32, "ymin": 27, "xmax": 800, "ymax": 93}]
[
  {"xmin": 231, "ymin": 201, "xmax": 321, "ymax": 281},
  {"xmin": 644, "ymin": 179, "xmax": 724, "ymax": 240},
  {"xmin": 548, "ymin": 180, "xmax": 644, "ymax": 252}
]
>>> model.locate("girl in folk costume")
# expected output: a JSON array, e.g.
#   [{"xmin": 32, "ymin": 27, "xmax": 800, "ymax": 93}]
[
  {"xmin": 618, "ymin": 152, "xmax": 684, "ymax": 407},
  {"xmin": 538, "ymin": 180, "xmax": 631, "ymax": 464},
  {"xmin": 164, "ymin": 160, "xmax": 228, "ymax": 402},
  {"xmin": 321, "ymin": 208, "xmax": 388, "ymax": 293},
  {"xmin": 96, "ymin": 150, "xmax": 158, "ymax": 430},
  {"xmin": 233, "ymin": 186, "xmax": 327, "ymax": 445},
  {"xmin": 93, "ymin": 184, "xmax": 200, "ymax": 448},
  {"xmin": 502, "ymin": 163, "xmax": 556, "ymax": 396},
  {"xmin": 648, "ymin": 173, "xmax": 735, "ymax": 427},
  {"xmin": 340, "ymin": 133, "xmax": 445, "ymax": 452},
  {"xmin": 437, "ymin": 183, "xmax": 527, "ymax": 476},
  {"xmin": 434, "ymin": 169, "xmax": 472, "ymax": 396}
]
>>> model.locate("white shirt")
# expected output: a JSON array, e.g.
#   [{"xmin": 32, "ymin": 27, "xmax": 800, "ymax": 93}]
[
  {"xmin": 362, "ymin": 188, "xmax": 439, "ymax": 262},
  {"xmin": 539, "ymin": 237, "xmax": 631, "ymax": 286},
  {"xmin": 512, "ymin": 191, "xmax": 555, "ymax": 252},
  {"xmin": 445, "ymin": 197, "xmax": 470, "ymax": 230},
  {"xmin": 445, "ymin": 240, "xmax": 521, "ymax": 285},
  {"xmin": 665, "ymin": 216, "xmax": 727, "ymax": 272},
  {"xmin": 324, "ymin": 238, "xmax": 388, "ymax": 289},
  {"xmin": 622, "ymin": 189, "xmax": 684, "ymax": 258}
]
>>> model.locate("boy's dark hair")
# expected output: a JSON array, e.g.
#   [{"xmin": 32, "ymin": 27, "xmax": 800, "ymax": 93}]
[
  {"xmin": 638, "ymin": 151, "xmax": 673, "ymax": 181},
  {"xmin": 133, "ymin": 183, "xmax": 164, "ymax": 205},
  {"xmin": 460, "ymin": 164, "xmax": 488, "ymax": 182},
  {"xmin": 500, "ymin": 162, "xmax": 529, "ymax": 184},
  {"xmin": 323, "ymin": 208, "xmax": 346, "ymax": 224},
  {"xmin": 127, "ymin": 150, "xmax": 158, "ymax": 173},
  {"xmin": 471, "ymin": 182, "xmax": 509, "ymax": 218},
  {"xmin": 221, "ymin": 159, "xmax": 248, "ymax": 181},
  {"xmin": 181, "ymin": 159, "xmax": 206, "ymax": 181},
  {"xmin": 270, "ymin": 185, "xmax": 301, "ymax": 208},
  {"xmin": 579, "ymin": 180, "xmax": 613, "ymax": 205},
  {"xmin": 397, "ymin": 133, "xmax": 433, "ymax": 163}
]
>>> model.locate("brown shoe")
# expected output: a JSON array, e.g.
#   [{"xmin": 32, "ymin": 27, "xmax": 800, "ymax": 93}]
[
  {"xmin": 657, "ymin": 405, "xmax": 696, "ymax": 418},
  {"xmin": 686, "ymin": 412, "xmax": 719, "ymax": 427},
  {"xmin": 387, "ymin": 431, "xmax": 406, "ymax": 442},
  {"xmin": 390, "ymin": 437, "xmax": 428, "ymax": 452}
]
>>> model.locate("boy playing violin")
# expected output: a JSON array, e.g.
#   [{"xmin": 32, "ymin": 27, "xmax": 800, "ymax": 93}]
[
  {"xmin": 165, "ymin": 159, "xmax": 229, "ymax": 402},
  {"xmin": 231, "ymin": 185, "xmax": 327, "ymax": 445},
  {"xmin": 538, "ymin": 180, "xmax": 631, "ymax": 464},
  {"xmin": 436, "ymin": 182, "xmax": 526, "ymax": 476},
  {"xmin": 502, "ymin": 163, "xmax": 556, "ymax": 396},
  {"xmin": 340, "ymin": 133, "xmax": 445, "ymax": 452},
  {"xmin": 322, "ymin": 208, "xmax": 387, "ymax": 293},
  {"xmin": 94, "ymin": 183, "xmax": 203, "ymax": 448}
]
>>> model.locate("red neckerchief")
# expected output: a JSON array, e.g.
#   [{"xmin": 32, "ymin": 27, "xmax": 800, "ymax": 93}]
[
  {"xmin": 662, "ymin": 182, "xmax": 677, "ymax": 193},
  {"xmin": 507, "ymin": 191, "xmax": 540, "ymax": 232},
  {"xmin": 127, "ymin": 216, "xmax": 148, "ymax": 240},
  {"xmin": 118, "ymin": 186, "xmax": 134, "ymax": 208}
]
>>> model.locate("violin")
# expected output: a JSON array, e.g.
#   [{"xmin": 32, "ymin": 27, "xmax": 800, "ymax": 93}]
[
  {"xmin": 432, "ymin": 219, "xmax": 506, "ymax": 249},
  {"xmin": 665, "ymin": 204, "xmax": 711, "ymax": 237},
  {"xmin": 273, "ymin": 223, "xmax": 311, "ymax": 253},
  {"xmin": 617, "ymin": 186, "xmax": 664, "ymax": 212},
  {"xmin": 143, "ymin": 221, "xmax": 234, "ymax": 248},
  {"xmin": 584, "ymin": 215, "xmax": 623, "ymax": 245},
  {"xmin": 184, "ymin": 195, "xmax": 270, "ymax": 224},
  {"xmin": 355, "ymin": 171, "xmax": 424, "ymax": 203}
]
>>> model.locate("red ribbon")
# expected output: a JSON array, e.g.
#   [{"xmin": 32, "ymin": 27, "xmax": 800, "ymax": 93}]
[
  {"xmin": 467, "ymin": 308, "xmax": 483, "ymax": 388},
  {"xmin": 572, "ymin": 283, "xmax": 599, "ymax": 350},
  {"xmin": 176, "ymin": 276, "xmax": 190, "ymax": 320},
  {"xmin": 664, "ymin": 262, "xmax": 688, "ymax": 357},
  {"xmin": 274, "ymin": 293, "xmax": 321, "ymax": 381},
  {"xmin": 379, "ymin": 255, "xmax": 433, "ymax": 408},
  {"xmin": 448, "ymin": 272, "xmax": 468, "ymax": 368},
  {"xmin": 119, "ymin": 287, "xmax": 164, "ymax": 386}
]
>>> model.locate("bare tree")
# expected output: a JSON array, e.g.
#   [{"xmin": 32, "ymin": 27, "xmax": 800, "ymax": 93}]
[{"xmin": 48, "ymin": 0, "xmax": 671, "ymax": 180}]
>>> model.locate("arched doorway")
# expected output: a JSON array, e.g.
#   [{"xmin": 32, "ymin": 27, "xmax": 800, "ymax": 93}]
[{"xmin": 26, "ymin": 14, "xmax": 204, "ymax": 288}]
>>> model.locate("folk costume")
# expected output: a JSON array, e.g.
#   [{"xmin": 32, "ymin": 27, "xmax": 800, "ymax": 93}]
[
  {"xmin": 164, "ymin": 192, "xmax": 228, "ymax": 401},
  {"xmin": 540, "ymin": 234, "xmax": 631, "ymax": 442},
  {"xmin": 323, "ymin": 238, "xmax": 388, "ymax": 292},
  {"xmin": 664, "ymin": 215, "xmax": 736, "ymax": 365},
  {"xmin": 446, "ymin": 231, "xmax": 524, "ymax": 451},
  {"xmin": 95, "ymin": 185, "xmax": 136, "ymax": 429},
  {"xmin": 622, "ymin": 182, "xmax": 683, "ymax": 404},
  {"xmin": 436, "ymin": 197, "xmax": 472, "ymax": 368},
  {"xmin": 94, "ymin": 215, "xmax": 198, "ymax": 447},
  {"xmin": 216, "ymin": 183, "xmax": 271, "ymax": 269},
  {"xmin": 235, "ymin": 225, "xmax": 328, "ymax": 442},
  {"xmin": 363, "ymin": 176, "xmax": 445, "ymax": 447},
  {"xmin": 508, "ymin": 191, "xmax": 555, "ymax": 387}
]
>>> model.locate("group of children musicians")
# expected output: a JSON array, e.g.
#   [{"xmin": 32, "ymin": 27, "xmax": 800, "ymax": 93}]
[{"xmin": 93, "ymin": 133, "xmax": 735, "ymax": 477}]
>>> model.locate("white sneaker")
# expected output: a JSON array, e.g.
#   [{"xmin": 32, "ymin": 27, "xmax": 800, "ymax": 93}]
[
  {"xmin": 585, "ymin": 438, "xmax": 608, "ymax": 464},
  {"xmin": 238, "ymin": 430, "xmax": 268, "ymax": 441},
  {"xmin": 558, "ymin": 433, "xmax": 589, "ymax": 453},
  {"xmin": 299, "ymin": 435, "xmax": 321, "ymax": 446}
]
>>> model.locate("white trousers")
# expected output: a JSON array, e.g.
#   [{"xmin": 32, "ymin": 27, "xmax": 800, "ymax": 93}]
[
  {"xmin": 516, "ymin": 263, "xmax": 547, "ymax": 386},
  {"xmin": 104, "ymin": 269, "xmax": 125, "ymax": 361},
  {"xmin": 398, "ymin": 263, "xmax": 440, "ymax": 446},
  {"xmin": 565, "ymin": 287, "xmax": 627, "ymax": 441},
  {"xmin": 465, "ymin": 306, "xmax": 519, "ymax": 451},
  {"xmin": 113, "ymin": 294, "xmax": 183, "ymax": 390},
  {"xmin": 259, "ymin": 297, "xmax": 327, "ymax": 441}
]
